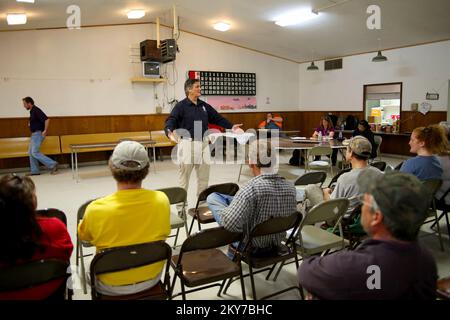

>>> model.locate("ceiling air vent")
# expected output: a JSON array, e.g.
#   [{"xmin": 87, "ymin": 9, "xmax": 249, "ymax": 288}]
[{"xmin": 324, "ymin": 58, "xmax": 342, "ymax": 71}]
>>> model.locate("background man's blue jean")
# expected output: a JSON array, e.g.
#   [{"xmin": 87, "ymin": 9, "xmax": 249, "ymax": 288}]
[{"xmin": 29, "ymin": 131, "xmax": 57, "ymax": 174}]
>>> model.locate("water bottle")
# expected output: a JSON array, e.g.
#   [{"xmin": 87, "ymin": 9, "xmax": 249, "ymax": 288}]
[
  {"xmin": 338, "ymin": 124, "xmax": 344, "ymax": 140},
  {"xmin": 318, "ymin": 131, "xmax": 322, "ymax": 141}
]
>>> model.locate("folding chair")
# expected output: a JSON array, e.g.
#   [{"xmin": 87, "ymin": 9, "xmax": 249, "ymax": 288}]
[
  {"xmin": 0, "ymin": 259, "xmax": 71, "ymax": 300},
  {"xmin": 305, "ymin": 146, "xmax": 334, "ymax": 177},
  {"xmin": 225, "ymin": 211, "xmax": 303, "ymax": 300},
  {"xmin": 170, "ymin": 227, "xmax": 245, "ymax": 300},
  {"xmin": 437, "ymin": 276, "xmax": 450, "ymax": 300},
  {"xmin": 90, "ymin": 241, "xmax": 172, "ymax": 300},
  {"xmin": 75, "ymin": 199, "xmax": 96, "ymax": 294},
  {"xmin": 296, "ymin": 198, "xmax": 350, "ymax": 258},
  {"xmin": 421, "ymin": 179, "xmax": 444, "ymax": 251},
  {"xmin": 432, "ymin": 185, "xmax": 450, "ymax": 242},
  {"xmin": 373, "ymin": 135, "xmax": 382, "ymax": 162},
  {"xmin": 36, "ymin": 208, "xmax": 68, "ymax": 226},
  {"xmin": 370, "ymin": 161, "xmax": 387, "ymax": 171},
  {"xmin": 294, "ymin": 171, "xmax": 327, "ymax": 187},
  {"xmin": 327, "ymin": 167, "xmax": 352, "ymax": 189},
  {"xmin": 187, "ymin": 182, "xmax": 239, "ymax": 234},
  {"xmin": 157, "ymin": 187, "xmax": 188, "ymax": 248}
]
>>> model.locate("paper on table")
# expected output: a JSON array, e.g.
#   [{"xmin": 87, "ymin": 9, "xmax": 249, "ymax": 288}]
[
  {"xmin": 208, "ymin": 132, "xmax": 255, "ymax": 144},
  {"xmin": 290, "ymin": 136, "xmax": 307, "ymax": 140}
]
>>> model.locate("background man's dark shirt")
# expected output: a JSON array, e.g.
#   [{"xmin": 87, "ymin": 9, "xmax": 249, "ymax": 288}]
[{"xmin": 29, "ymin": 106, "xmax": 48, "ymax": 133}]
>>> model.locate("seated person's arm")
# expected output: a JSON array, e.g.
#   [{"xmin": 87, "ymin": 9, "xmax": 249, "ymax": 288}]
[
  {"xmin": 312, "ymin": 131, "xmax": 319, "ymax": 138},
  {"xmin": 77, "ymin": 208, "xmax": 94, "ymax": 243},
  {"xmin": 322, "ymin": 188, "xmax": 332, "ymax": 201},
  {"xmin": 328, "ymin": 130, "xmax": 335, "ymax": 138}
]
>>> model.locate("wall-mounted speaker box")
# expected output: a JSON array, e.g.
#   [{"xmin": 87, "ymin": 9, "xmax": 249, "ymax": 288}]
[
  {"xmin": 140, "ymin": 40, "xmax": 161, "ymax": 62},
  {"xmin": 160, "ymin": 39, "xmax": 177, "ymax": 63}
]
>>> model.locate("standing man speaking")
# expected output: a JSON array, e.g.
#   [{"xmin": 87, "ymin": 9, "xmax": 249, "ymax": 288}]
[
  {"xmin": 165, "ymin": 79, "xmax": 243, "ymax": 196},
  {"xmin": 23, "ymin": 97, "xmax": 58, "ymax": 176}
]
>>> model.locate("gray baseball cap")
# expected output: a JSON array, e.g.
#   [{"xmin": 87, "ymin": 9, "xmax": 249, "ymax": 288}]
[
  {"xmin": 348, "ymin": 136, "xmax": 372, "ymax": 159},
  {"xmin": 357, "ymin": 170, "xmax": 431, "ymax": 226},
  {"xmin": 110, "ymin": 141, "xmax": 149, "ymax": 171}
]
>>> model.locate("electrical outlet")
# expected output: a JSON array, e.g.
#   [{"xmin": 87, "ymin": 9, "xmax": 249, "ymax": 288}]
[{"xmin": 266, "ymin": 97, "xmax": 271, "ymax": 104}]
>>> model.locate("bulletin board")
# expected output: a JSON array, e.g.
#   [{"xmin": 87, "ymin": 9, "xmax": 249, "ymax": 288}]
[{"xmin": 188, "ymin": 70, "xmax": 256, "ymax": 96}]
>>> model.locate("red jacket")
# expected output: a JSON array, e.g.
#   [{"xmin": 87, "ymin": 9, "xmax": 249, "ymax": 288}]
[{"xmin": 0, "ymin": 217, "xmax": 73, "ymax": 300}]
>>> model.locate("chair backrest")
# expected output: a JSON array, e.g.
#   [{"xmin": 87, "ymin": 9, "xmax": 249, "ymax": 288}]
[
  {"xmin": 370, "ymin": 161, "xmax": 387, "ymax": 171},
  {"xmin": 308, "ymin": 146, "xmax": 332, "ymax": 158},
  {"xmin": 196, "ymin": 182, "xmax": 240, "ymax": 205},
  {"xmin": 77, "ymin": 199, "xmax": 96, "ymax": 222},
  {"xmin": 394, "ymin": 161, "xmax": 404, "ymax": 171},
  {"xmin": 157, "ymin": 187, "xmax": 187, "ymax": 205},
  {"xmin": 374, "ymin": 135, "xmax": 382, "ymax": 154},
  {"xmin": 422, "ymin": 179, "xmax": 443, "ymax": 206},
  {"xmin": 0, "ymin": 259, "xmax": 69, "ymax": 292},
  {"xmin": 248, "ymin": 212, "xmax": 302, "ymax": 239},
  {"xmin": 328, "ymin": 168, "xmax": 352, "ymax": 188},
  {"xmin": 179, "ymin": 226, "xmax": 242, "ymax": 254},
  {"xmin": 301, "ymin": 198, "xmax": 350, "ymax": 226},
  {"xmin": 36, "ymin": 208, "xmax": 67, "ymax": 226},
  {"xmin": 295, "ymin": 172, "xmax": 327, "ymax": 187},
  {"xmin": 90, "ymin": 241, "xmax": 171, "ymax": 277}
]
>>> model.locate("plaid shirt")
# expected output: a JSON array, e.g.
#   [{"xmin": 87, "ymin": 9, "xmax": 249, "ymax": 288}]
[{"xmin": 221, "ymin": 174, "xmax": 297, "ymax": 249}]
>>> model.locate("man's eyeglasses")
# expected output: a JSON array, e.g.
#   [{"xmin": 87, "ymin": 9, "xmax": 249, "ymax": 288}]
[{"xmin": 356, "ymin": 193, "xmax": 380, "ymax": 212}]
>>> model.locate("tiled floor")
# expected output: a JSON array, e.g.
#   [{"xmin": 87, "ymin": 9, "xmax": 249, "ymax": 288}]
[{"xmin": 10, "ymin": 151, "xmax": 450, "ymax": 300}]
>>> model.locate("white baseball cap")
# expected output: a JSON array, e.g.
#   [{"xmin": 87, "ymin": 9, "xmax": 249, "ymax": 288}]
[{"xmin": 110, "ymin": 141, "xmax": 149, "ymax": 171}]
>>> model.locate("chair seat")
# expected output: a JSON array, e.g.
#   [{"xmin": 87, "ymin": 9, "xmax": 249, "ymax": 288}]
[
  {"xmin": 308, "ymin": 161, "xmax": 330, "ymax": 167},
  {"xmin": 187, "ymin": 207, "xmax": 216, "ymax": 224},
  {"xmin": 95, "ymin": 281, "xmax": 168, "ymax": 300},
  {"xmin": 298, "ymin": 225, "xmax": 347, "ymax": 255},
  {"xmin": 171, "ymin": 249, "xmax": 240, "ymax": 287},
  {"xmin": 170, "ymin": 209, "xmax": 185, "ymax": 228},
  {"xmin": 437, "ymin": 277, "xmax": 450, "ymax": 300},
  {"xmin": 242, "ymin": 244, "xmax": 296, "ymax": 269}
]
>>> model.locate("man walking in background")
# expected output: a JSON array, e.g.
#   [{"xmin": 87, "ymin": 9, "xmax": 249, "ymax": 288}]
[{"xmin": 22, "ymin": 97, "xmax": 58, "ymax": 176}]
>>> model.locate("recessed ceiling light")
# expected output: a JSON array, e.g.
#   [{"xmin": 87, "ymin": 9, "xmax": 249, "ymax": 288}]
[
  {"xmin": 213, "ymin": 22, "xmax": 231, "ymax": 32},
  {"xmin": 17, "ymin": 0, "xmax": 35, "ymax": 3},
  {"xmin": 7, "ymin": 13, "xmax": 27, "ymax": 25},
  {"xmin": 127, "ymin": 10, "xmax": 145, "ymax": 20},
  {"xmin": 275, "ymin": 9, "xmax": 319, "ymax": 27}
]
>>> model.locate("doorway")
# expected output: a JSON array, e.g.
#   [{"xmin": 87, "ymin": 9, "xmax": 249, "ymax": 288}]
[{"xmin": 363, "ymin": 82, "xmax": 402, "ymax": 132}]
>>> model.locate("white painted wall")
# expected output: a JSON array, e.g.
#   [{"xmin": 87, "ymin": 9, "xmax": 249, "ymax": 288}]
[
  {"xmin": 299, "ymin": 40, "xmax": 450, "ymax": 112},
  {"xmin": 0, "ymin": 24, "xmax": 299, "ymax": 118}
]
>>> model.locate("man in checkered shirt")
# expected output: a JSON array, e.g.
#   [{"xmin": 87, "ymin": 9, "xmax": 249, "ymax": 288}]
[{"xmin": 207, "ymin": 139, "xmax": 297, "ymax": 257}]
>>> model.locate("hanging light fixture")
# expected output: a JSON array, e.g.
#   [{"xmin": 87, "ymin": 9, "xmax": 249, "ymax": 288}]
[
  {"xmin": 372, "ymin": 38, "xmax": 387, "ymax": 62},
  {"xmin": 307, "ymin": 61, "xmax": 319, "ymax": 70}
]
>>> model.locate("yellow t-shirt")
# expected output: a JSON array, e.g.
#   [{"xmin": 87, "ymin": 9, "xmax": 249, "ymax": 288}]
[{"xmin": 78, "ymin": 189, "xmax": 170, "ymax": 286}]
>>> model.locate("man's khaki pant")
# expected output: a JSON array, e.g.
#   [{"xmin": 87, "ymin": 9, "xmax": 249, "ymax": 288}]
[{"xmin": 177, "ymin": 139, "xmax": 211, "ymax": 197}]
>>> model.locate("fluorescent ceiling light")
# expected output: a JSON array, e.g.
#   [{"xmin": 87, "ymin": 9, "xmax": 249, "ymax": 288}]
[
  {"xmin": 17, "ymin": 0, "xmax": 35, "ymax": 3},
  {"xmin": 213, "ymin": 22, "xmax": 231, "ymax": 32},
  {"xmin": 7, "ymin": 13, "xmax": 27, "ymax": 25},
  {"xmin": 275, "ymin": 9, "xmax": 318, "ymax": 27},
  {"xmin": 127, "ymin": 10, "xmax": 145, "ymax": 20}
]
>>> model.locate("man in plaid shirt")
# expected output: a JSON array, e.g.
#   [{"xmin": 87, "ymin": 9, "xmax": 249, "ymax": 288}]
[{"xmin": 207, "ymin": 140, "xmax": 297, "ymax": 256}]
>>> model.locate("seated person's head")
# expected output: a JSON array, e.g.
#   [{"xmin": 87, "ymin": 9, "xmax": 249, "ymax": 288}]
[
  {"xmin": 358, "ymin": 171, "xmax": 431, "ymax": 242},
  {"xmin": 410, "ymin": 125, "xmax": 448, "ymax": 155},
  {"xmin": 346, "ymin": 136, "xmax": 372, "ymax": 161},
  {"xmin": 248, "ymin": 139, "xmax": 277, "ymax": 174},
  {"xmin": 357, "ymin": 120, "xmax": 371, "ymax": 132},
  {"xmin": 109, "ymin": 141, "xmax": 150, "ymax": 185},
  {"xmin": 321, "ymin": 115, "xmax": 333, "ymax": 129},
  {"xmin": 267, "ymin": 112, "xmax": 273, "ymax": 119},
  {"xmin": 0, "ymin": 174, "xmax": 40, "ymax": 262}
]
